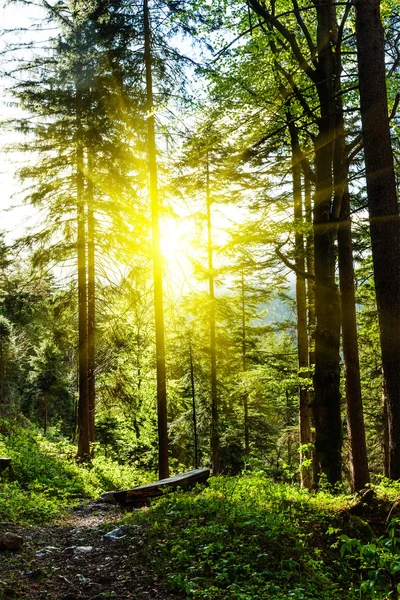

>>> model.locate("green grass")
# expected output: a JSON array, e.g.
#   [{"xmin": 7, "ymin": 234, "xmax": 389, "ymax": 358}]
[
  {"xmin": 0, "ymin": 425, "xmax": 153, "ymax": 524},
  {"xmin": 2, "ymin": 426, "xmax": 400, "ymax": 599},
  {"xmin": 124, "ymin": 474, "xmax": 357, "ymax": 600}
]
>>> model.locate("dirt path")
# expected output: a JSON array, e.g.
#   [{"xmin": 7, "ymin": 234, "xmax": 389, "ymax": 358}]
[{"xmin": 0, "ymin": 500, "xmax": 183, "ymax": 600}]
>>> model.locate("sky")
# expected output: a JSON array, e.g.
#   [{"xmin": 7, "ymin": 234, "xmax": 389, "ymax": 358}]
[
  {"xmin": 0, "ymin": 2, "xmax": 254, "ymax": 298},
  {"xmin": 0, "ymin": 2, "xmax": 48, "ymax": 243}
]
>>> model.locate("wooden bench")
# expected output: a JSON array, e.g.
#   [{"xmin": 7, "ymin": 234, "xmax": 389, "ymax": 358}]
[{"xmin": 113, "ymin": 468, "xmax": 210, "ymax": 507}]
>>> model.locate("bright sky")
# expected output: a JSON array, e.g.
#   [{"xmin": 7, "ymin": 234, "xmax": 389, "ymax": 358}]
[
  {"xmin": 0, "ymin": 3, "xmax": 247, "ymax": 298},
  {"xmin": 0, "ymin": 3, "xmax": 49, "ymax": 242}
]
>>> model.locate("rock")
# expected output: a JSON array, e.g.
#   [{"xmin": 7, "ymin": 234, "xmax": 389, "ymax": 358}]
[
  {"xmin": 36, "ymin": 548, "xmax": 54, "ymax": 557},
  {"xmin": 103, "ymin": 525, "xmax": 129, "ymax": 540},
  {"xmin": 64, "ymin": 545, "xmax": 90, "ymax": 554},
  {"xmin": 0, "ymin": 532, "xmax": 24, "ymax": 551},
  {"xmin": 97, "ymin": 491, "xmax": 117, "ymax": 504},
  {"xmin": 74, "ymin": 545, "xmax": 93, "ymax": 554}
]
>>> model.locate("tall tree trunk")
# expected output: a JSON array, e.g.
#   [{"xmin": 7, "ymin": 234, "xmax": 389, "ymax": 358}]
[
  {"xmin": 334, "ymin": 78, "xmax": 369, "ymax": 491},
  {"xmin": 189, "ymin": 335, "xmax": 199, "ymax": 469},
  {"xmin": 304, "ymin": 173, "xmax": 318, "ymax": 488},
  {"xmin": 87, "ymin": 152, "xmax": 96, "ymax": 450},
  {"xmin": 76, "ymin": 119, "xmax": 90, "ymax": 460},
  {"xmin": 241, "ymin": 272, "xmax": 250, "ymax": 459},
  {"xmin": 337, "ymin": 186, "xmax": 369, "ymax": 491},
  {"xmin": 312, "ymin": 1, "xmax": 342, "ymax": 485},
  {"xmin": 247, "ymin": 0, "xmax": 343, "ymax": 484},
  {"xmin": 355, "ymin": 0, "xmax": 400, "ymax": 479},
  {"xmin": 287, "ymin": 117, "xmax": 312, "ymax": 490},
  {"xmin": 304, "ymin": 175, "xmax": 315, "ymax": 369},
  {"xmin": 383, "ymin": 382, "xmax": 389, "ymax": 478},
  {"xmin": 144, "ymin": 0, "xmax": 169, "ymax": 480},
  {"xmin": 207, "ymin": 155, "xmax": 219, "ymax": 475}
]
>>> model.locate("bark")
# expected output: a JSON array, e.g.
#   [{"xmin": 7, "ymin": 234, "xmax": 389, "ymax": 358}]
[
  {"xmin": 355, "ymin": 0, "xmax": 400, "ymax": 479},
  {"xmin": 382, "ymin": 382, "xmax": 389, "ymax": 478},
  {"xmin": 144, "ymin": 0, "xmax": 169, "ymax": 480},
  {"xmin": 338, "ymin": 187, "xmax": 369, "ymax": 491},
  {"xmin": 76, "ymin": 130, "xmax": 90, "ymax": 460},
  {"xmin": 206, "ymin": 156, "xmax": 219, "ymax": 475},
  {"xmin": 189, "ymin": 336, "xmax": 199, "ymax": 469},
  {"xmin": 87, "ymin": 153, "xmax": 95, "ymax": 449},
  {"xmin": 248, "ymin": 0, "xmax": 343, "ymax": 485},
  {"xmin": 311, "ymin": 0, "xmax": 342, "ymax": 485},
  {"xmin": 304, "ymin": 175, "xmax": 315, "ymax": 368},
  {"xmin": 241, "ymin": 272, "xmax": 250, "ymax": 458},
  {"xmin": 334, "ymin": 79, "xmax": 369, "ymax": 491},
  {"xmin": 304, "ymin": 174, "xmax": 318, "ymax": 488},
  {"xmin": 288, "ymin": 118, "xmax": 312, "ymax": 490}
]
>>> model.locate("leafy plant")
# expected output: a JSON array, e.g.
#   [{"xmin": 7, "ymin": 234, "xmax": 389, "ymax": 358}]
[{"xmin": 340, "ymin": 519, "xmax": 400, "ymax": 599}]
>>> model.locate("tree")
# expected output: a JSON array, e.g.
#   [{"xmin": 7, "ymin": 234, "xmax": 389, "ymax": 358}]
[
  {"xmin": 354, "ymin": 0, "xmax": 400, "ymax": 480},
  {"xmin": 144, "ymin": 0, "xmax": 169, "ymax": 479},
  {"xmin": 6, "ymin": 0, "xmax": 147, "ymax": 458},
  {"xmin": 27, "ymin": 340, "xmax": 71, "ymax": 434}
]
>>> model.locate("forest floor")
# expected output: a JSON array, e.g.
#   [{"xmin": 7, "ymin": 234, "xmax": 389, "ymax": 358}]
[
  {"xmin": 0, "ymin": 498, "xmax": 183, "ymax": 600},
  {"xmin": 2, "ymin": 463, "xmax": 400, "ymax": 600}
]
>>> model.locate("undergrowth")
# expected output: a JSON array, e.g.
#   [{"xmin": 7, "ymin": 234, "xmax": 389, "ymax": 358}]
[
  {"xmin": 0, "ymin": 423, "xmax": 152, "ymax": 524},
  {"xmin": 2, "ymin": 423, "xmax": 400, "ymax": 599},
  {"xmin": 124, "ymin": 475, "xmax": 356, "ymax": 600}
]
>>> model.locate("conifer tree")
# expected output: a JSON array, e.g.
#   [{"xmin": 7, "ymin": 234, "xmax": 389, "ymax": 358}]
[{"xmin": 355, "ymin": 0, "xmax": 400, "ymax": 480}]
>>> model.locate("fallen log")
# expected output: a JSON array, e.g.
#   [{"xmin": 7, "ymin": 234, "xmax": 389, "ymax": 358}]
[
  {"xmin": 112, "ymin": 468, "xmax": 210, "ymax": 506},
  {"xmin": 0, "ymin": 458, "xmax": 13, "ymax": 476}
]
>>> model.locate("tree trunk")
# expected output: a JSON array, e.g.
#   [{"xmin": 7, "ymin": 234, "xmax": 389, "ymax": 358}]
[
  {"xmin": 288, "ymin": 116, "xmax": 312, "ymax": 489},
  {"xmin": 383, "ymin": 382, "xmax": 389, "ymax": 477},
  {"xmin": 304, "ymin": 175, "xmax": 315, "ymax": 369},
  {"xmin": 87, "ymin": 152, "xmax": 96, "ymax": 450},
  {"xmin": 241, "ymin": 272, "xmax": 250, "ymax": 459},
  {"xmin": 144, "ymin": 0, "xmax": 169, "ymax": 480},
  {"xmin": 77, "ymin": 132, "xmax": 90, "ymax": 460},
  {"xmin": 355, "ymin": 0, "xmax": 400, "ymax": 480},
  {"xmin": 75, "ymin": 66, "xmax": 90, "ymax": 459},
  {"xmin": 207, "ymin": 155, "xmax": 219, "ymax": 475},
  {"xmin": 304, "ymin": 174, "xmax": 318, "ymax": 488},
  {"xmin": 189, "ymin": 335, "xmax": 199, "ymax": 469},
  {"xmin": 247, "ymin": 0, "xmax": 343, "ymax": 485},
  {"xmin": 338, "ymin": 186, "xmax": 369, "ymax": 491},
  {"xmin": 311, "ymin": 1, "xmax": 342, "ymax": 486},
  {"xmin": 334, "ymin": 76, "xmax": 369, "ymax": 491}
]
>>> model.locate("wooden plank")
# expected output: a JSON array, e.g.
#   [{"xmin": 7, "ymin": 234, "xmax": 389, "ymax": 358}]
[{"xmin": 113, "ymin": 468, "xmax": 210, "ymax": 506}]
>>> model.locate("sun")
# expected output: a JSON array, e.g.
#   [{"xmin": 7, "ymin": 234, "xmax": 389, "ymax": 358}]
[{"xmin": 160, "ymin": 215, "xmax": 199, "ymax": 294}]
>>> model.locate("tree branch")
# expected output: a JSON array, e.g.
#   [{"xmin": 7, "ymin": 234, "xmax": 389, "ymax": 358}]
[
  {"xmin": 292, "ymin": 0, "xmax": 317, "ymax": 62},
  {"xmin": 248, "ymin": 0, "xmax": 317, "ymax": 81},
  {"xmin": 275, "ymin": 247, "xmax": 315, "ymax": 281},
  {"xmin": 389, "ymin": 93, "xmax": 400, "ymax": 122}
]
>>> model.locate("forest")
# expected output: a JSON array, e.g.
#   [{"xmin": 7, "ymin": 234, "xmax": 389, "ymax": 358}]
[{"xmin": 0, "ymin": 0, "xmax": 399, "ymax": 598}]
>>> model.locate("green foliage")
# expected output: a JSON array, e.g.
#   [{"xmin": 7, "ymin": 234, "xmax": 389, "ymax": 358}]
[
  {"xmin": 125, "ymin": 474, "xmax": 354, "ymax": 600},
  {"xmin": 0, "ymin": 423, "xmax": 152, "ymax": 524},
  {"xmin": 339, "ymin": 519, "xmax": 400, "ymax": 599}
]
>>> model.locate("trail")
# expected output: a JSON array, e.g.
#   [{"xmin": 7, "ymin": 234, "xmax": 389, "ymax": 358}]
[{"xmin": 0, "ymin": 499, "xmax": 182, "ymax": 600}]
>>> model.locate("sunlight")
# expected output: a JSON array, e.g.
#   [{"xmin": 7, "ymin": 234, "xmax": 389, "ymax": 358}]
[{"xmin": 160, "ymin": 215, "xmax": 197, "ymax": 293}]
